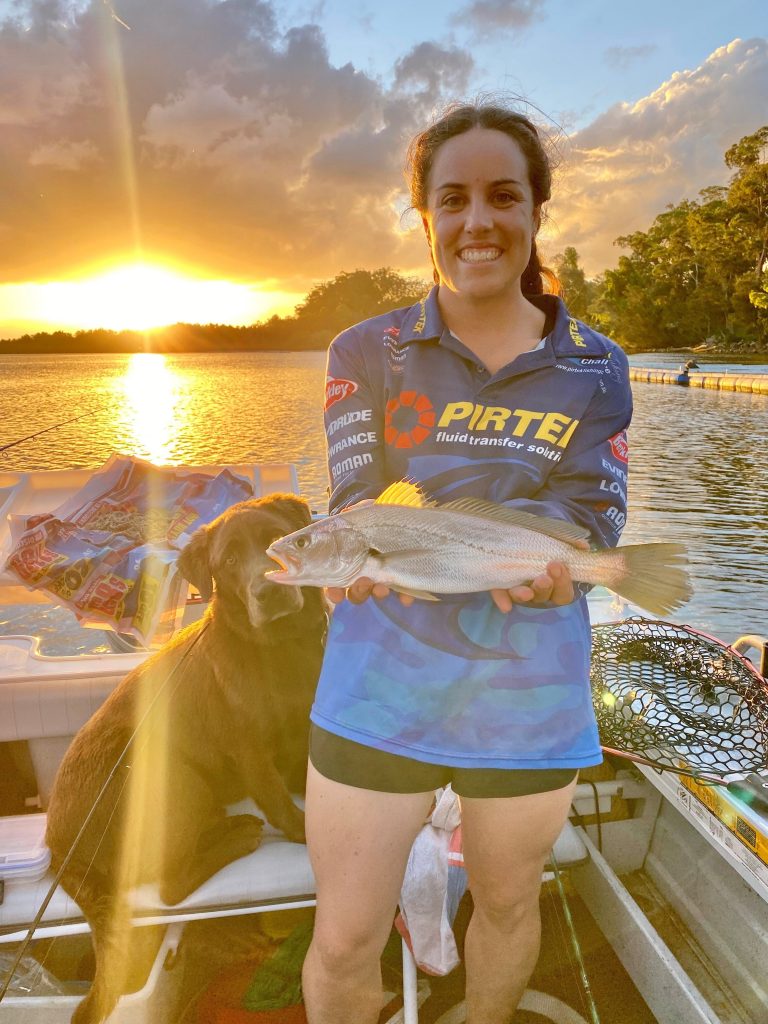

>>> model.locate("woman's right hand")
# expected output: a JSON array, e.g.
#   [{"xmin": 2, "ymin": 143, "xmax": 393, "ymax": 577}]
[
  {"xmin": 326, "ymin": 579, "xmax": 415, "ymax": 607},
  {"xmin": 325, "ymin": 497, "xmax": 414, "ymax": 606}
]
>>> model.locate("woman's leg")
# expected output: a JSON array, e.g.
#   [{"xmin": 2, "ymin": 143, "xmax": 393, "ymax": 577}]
[
  {"xmin": 460, "ymin": 776, "xmax": 578, "ymax": 1024},
  {"xmin": 301, "ymin": 760, "xmax": 435, "ymax": 1024}
]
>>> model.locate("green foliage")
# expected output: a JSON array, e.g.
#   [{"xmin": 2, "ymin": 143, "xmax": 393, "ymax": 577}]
[
  {"xmin": 586, "ymin": 126, "xmax": 768, "ymax": 351},
  {"xmin": 552, "ymin": 247, "xmax": 596, "ymax": 320}
]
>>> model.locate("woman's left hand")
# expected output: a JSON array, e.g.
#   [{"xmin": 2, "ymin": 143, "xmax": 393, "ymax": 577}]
[{"xmin": 491, "ymin": 560, "xmax": 578, "ymax": 613}]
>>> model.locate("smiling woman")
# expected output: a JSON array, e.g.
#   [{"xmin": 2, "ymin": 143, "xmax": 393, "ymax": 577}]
[{"xmin": 0, "ymin": 262, "xmax": 295, "ymax": 335}]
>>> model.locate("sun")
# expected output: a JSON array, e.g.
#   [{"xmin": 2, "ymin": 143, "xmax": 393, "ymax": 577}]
[{"xmin": 1, "ymin": 261, "xmax": 300, "ymax": 334}]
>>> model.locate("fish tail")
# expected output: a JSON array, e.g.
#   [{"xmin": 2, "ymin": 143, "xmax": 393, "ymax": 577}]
[{"xmin": 608, "ymin": 543, "xmax": 692, "ymax": 617}]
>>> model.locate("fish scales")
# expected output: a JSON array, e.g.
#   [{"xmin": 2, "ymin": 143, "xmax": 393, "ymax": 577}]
[{"xmin": 265, "ymin": 485, "xmax": 691, "ymax": 616}]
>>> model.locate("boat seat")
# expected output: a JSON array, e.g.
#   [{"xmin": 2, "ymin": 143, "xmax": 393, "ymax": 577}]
[
  {"xmin": 0, "ymin": 807, "xmax": 587, "ymax": 944},
  {"xmin": 1, "ymin": 807, "xmax": 587, "ymax": 1024}
]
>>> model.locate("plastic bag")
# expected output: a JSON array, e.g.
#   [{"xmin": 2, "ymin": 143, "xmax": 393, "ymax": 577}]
[
  {"xmin": 4, "ymin": 454, "xmax": 253, "ymax": 645},
  {"xmin": 0, "ymin": 953, "xmax": 71, "ymax": 996}
]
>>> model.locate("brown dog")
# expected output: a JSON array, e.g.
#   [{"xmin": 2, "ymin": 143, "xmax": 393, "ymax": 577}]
[{"xmin": 44, "ymin": 494, "xmax": 327, "ymax": 1024}]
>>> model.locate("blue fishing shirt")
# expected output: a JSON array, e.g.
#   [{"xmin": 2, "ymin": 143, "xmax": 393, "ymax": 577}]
[{"xmin": 311, "ymin": 288, "xmax": 632, "ymax": 768}]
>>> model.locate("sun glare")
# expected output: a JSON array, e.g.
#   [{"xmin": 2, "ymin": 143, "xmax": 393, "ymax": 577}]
[
  {"xmin": 0, "ymin": 262, "xmax": 300, "ymax": 334},
  {"xmin": 118, "ymin": 353, "xmax": 182, "ymax": 464}
]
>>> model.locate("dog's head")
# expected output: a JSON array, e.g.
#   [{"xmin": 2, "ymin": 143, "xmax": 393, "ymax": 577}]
[{"xmin": 177, "ymin": 494, "xmax": 318, "ymax": 632}]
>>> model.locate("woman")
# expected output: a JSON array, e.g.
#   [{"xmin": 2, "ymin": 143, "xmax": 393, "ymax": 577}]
[{"xmin": 302, "ymin": 102, "xmax": 632, "ymax": 1024}]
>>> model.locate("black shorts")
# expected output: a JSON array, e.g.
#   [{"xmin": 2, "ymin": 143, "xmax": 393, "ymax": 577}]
[{"xmin": 309, "ymin": 726, "xmax": 577, "ymax": 799}]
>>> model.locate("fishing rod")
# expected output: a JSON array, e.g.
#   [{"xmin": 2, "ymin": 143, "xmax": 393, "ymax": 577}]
[
  {"xmin": 0, "ymin": 620, "xmax": 210, "ymax": 1003},
  {"xmin": 0, "ymin": 404, "xmax": 111, "ymax": 456}
]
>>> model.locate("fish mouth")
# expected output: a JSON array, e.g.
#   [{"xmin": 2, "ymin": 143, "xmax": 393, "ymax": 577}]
[{"xmin": 265, "ymin": 546, "xmax": 299, "ymax": 581}]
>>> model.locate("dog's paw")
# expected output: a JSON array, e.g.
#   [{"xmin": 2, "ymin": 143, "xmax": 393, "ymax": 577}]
[
  {"xmin": 237, "ymin": 813, "xmax": 266, "ymax": 851},
  {"xmin": 281, "ymin": 810, "xmax": 306, "ymax": 845}
]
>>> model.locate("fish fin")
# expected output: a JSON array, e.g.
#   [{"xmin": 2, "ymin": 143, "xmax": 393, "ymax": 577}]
[
  {"xmin": 610, "ymin": 543, "xmax": 692, "ymax": 616},
  {"xmin": 389, "ymin": 584, "xmax": 441, "ymax": 601},
  {"xmin": 376, "ymin": 479, "xmax": 437, "ymax": 508},
  {"xmin": 439, "ymin": 498, "xmax": 591, "ymax": 545}
]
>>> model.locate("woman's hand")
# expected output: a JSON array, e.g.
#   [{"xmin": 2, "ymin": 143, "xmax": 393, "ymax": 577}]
[
  {"xmin": 490, "ymin": 553, "xmax": 586, "ymax": 614},
  {"xmin": 324, "ymin": 498, "xmax": 415, "ymax": 607},
  {"xmin": 326, "ymin": 578, "xmax": 414, "ymax": 607}
]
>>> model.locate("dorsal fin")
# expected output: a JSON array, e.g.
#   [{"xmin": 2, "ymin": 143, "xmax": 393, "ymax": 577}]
[
  {"xmin": 376, "ymin": 480, "xmax": 437, "ymax": 508},
  {"xmin": 440, "ymin": 498, "xmax": 590, "ymax": 544}
]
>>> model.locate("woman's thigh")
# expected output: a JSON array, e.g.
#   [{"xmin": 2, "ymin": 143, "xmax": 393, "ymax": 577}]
[
  {"xmin": 305, "ymin": 760, "xmax": 435, "ymax": 956},
  {"xmin": 460, "ymin": 776, "xmax": 578, "ymax": 911}
]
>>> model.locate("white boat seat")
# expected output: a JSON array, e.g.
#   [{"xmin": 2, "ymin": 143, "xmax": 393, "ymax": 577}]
[{"xmin": 0, "ymin": 809, "xmax": 586, "ymax": 944}]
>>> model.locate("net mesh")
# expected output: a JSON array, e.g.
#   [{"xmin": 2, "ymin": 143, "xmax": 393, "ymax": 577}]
[{"xmin": 590, "ymin": 618, "xmax": 768, "ymax": 778}]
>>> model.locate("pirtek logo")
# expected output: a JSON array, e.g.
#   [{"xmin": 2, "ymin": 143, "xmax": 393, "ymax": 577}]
[
  {"xmin": 437, "ymin": 402, "xmax": 579, "ymax": 446},
  {"xmin": 325, "ymin": 378, "xmax": 358, "ymax": 411}
]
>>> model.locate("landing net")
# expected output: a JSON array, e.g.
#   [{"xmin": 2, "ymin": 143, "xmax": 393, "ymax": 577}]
[{"xmin": 590, "ymin": 619, "xmax": 768, "ymax": 779}]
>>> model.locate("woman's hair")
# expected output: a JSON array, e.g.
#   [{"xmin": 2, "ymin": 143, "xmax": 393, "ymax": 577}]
[{"xmin": 405, "ymin": 101, "xmax": 559, "ymax": 295}]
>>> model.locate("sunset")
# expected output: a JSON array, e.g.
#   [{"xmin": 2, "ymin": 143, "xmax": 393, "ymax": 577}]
[
  {"xmin": 0, "ymin": 1, "xmax": 766, "ymax": 338},
  {"xmin": 0, "ymin": 2, "xmax": 767, "ymax": 1023},
  {"xmin": 1, "ymin": 262, "xmax": 299, "ymax": 334}
]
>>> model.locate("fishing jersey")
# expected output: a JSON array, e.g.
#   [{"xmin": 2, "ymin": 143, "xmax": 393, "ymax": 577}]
[{"xmin": 311, "ymin": 287, "xmax": 632, "ymax": 769}]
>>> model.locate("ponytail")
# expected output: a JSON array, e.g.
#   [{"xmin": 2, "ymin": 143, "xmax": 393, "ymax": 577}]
[{"xmin": 521, "ymin": 239, "xmax": 561, "ymax": 296}]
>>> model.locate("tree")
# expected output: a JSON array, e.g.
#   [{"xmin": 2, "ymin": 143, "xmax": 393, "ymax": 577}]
[
  {"xmin": 293, "ymin": 267, "xmax": 427, "ymax": 341},
  {"xmin": 552, "ymin": 248, "xmax": 594, "ymax": 320}
]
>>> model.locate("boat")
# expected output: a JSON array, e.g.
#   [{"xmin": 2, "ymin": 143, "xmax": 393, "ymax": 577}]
[{"xmin": 0, "ymin": 461, "xmax": 767, "ymax": 1024}]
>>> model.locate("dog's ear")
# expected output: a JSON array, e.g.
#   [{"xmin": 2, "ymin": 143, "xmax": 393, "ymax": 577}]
[
  {"xmin": 177, "ymin": 527, "xmax": 214, "ymax": 601},
  {"xmin": 263, "ymin": 494, "xmax": 312, "ymax": 530}
]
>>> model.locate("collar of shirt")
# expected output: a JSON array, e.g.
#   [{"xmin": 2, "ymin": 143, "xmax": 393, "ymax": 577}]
[{"xmin": 396, "ymin": 286, "xmax": 611, "ymax": 365}]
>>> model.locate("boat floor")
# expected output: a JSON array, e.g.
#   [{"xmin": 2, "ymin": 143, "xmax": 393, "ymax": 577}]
[{"xmin": 120, "ymin": 882, "xmax": 656, "ymax": 1024}]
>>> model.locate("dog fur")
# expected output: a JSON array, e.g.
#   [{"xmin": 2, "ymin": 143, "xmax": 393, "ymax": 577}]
[{"xmin": 44, "ymin": 493, "xmax": 327, "ymax": 1024}]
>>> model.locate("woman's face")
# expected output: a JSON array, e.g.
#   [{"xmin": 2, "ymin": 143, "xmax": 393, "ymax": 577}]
[{"xmin": 422, "ymin": 127, "xmax": 540, "ymax": 301}]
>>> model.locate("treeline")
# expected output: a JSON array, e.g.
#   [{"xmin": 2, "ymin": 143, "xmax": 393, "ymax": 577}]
[
  {"xmin": 2, "ymin": 128, "xmax": 766, "ymax": 354},
  {"xmin": 0, "ymin": 268, "xmax": 428, "ymax": 355},
  {"xmin": 557, "ymin": 126, "xmax": 767, "ymax": 352}
]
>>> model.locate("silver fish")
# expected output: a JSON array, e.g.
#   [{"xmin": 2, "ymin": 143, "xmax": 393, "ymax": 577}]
[{"xmin": 266, "ymin": 481, "xmax": 692, "ymax": 617}]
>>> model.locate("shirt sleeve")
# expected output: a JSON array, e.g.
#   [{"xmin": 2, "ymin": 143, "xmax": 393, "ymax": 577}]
[
  {"xmin": 505, "ymin": 354, "xmax": 633, "ymax": 551},
  {"xmin": 324, "ymin": 328, "xmax": 389, "ymax": 513}
]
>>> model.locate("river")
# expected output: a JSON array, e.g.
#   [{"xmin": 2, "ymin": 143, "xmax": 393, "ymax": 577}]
[{"xmin": 1, "ymin": 351, "xmax": 766, "ymax": 649}]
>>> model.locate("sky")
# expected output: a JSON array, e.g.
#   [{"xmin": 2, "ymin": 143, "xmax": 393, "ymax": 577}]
[{"xmin": 0, "ymin": 0, "xmax": 766, "ymax": 337}]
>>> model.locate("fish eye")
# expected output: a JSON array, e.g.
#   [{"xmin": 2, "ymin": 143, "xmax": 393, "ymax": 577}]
[{"xmin": 295, "ymin": 536, "xmax": 310, "ymax": 549}]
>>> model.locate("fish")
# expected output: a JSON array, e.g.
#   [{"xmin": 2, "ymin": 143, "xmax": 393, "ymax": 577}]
[{"xmin": 265, "ymin": 481, "xmax": 692, "ymax": 617}]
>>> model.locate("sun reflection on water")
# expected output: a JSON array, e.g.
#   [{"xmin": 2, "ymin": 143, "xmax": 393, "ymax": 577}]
[{"xmin": 119, "ymin": 353, "xmax": 181, "ymax": 464}]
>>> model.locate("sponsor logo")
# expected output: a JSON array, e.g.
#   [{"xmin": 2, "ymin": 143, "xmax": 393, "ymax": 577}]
[
  {"xmin": 569, "ymin": 319, "xmax": 587, "ymax": 348},
  {"xmin": 384, "ymin": 333, "xmax": 406, "ymax": 374},
  {"xmin": 328, "ymin": 431, "xmax": 378, "ymax": 458},
  {"xmin": 603, "ymin": 505, "xmax": 626, "ymax": 531},
  {"xmin": 325, "ymin": 377, "xmax": 358, "ymax": 411},
  {"xmin": 384, "ymin": 326, "xmax": 400, "ymax": 338},
  {"xmin": 601, "ymin": 458, "xmax": 627, "ymax": 483},
  {"xmin": 608, "ymin": 431, "xmax": 629, "ymax": 464},
  {"xmin": 599, "ymin": 477, "xmax": 627, "ymax": 503},
  {"xmin": 327, "ymin": 408, "xmax": 373, "ymax": 437},
  {"xmin": 331, "ymin": 452, "xmax": 374, "ymax": 481},
  {"xmin": 385, "ymin": 391, "xmax": 435, "ymax": 449},
  {"xmin": 412, "ymin": 299, "xmax": 427, "ymax": 335},
  {"xmin": 436, "ymin": 402, "xmax": 579, "ymax": 447}
]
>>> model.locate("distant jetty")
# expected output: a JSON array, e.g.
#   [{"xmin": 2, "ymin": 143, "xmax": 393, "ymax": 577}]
[{"xmin": 630, "ymin": 368, "xmax": 768, "ymax": 394}]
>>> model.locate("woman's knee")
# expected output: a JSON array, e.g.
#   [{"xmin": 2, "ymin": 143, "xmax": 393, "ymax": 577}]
[
  {"xmin": 469, "ymin": 878, "xmax": 542, "ymax": 933},
  {"xmin": 310, "ymin": 918, "xmax": 390, "ymax": 974}
]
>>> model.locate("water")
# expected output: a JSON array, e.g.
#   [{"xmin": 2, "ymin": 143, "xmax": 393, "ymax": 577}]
[{"xmin": 1, "ymin": 350, "xmax": 767, "ymax": 651}]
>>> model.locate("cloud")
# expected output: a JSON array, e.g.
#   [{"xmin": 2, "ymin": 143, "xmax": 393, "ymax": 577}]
[
  {"xmin": 0, "ymin": 0, "xmax": 472, "ymax": 288},
  {"xmin": 29, "ymin": 138, "xmax": 102, "ymax": 169},
  {"xmin": 603, "ymin": 44, "xmax": 656, "ymax": 69},
  {"xmin": 451, "ymin": 0, "xmax": 545, "ymax": 38},
  {"xmin": 544, "ymin": 38, "xmax": 768, "ymax": 276}
]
